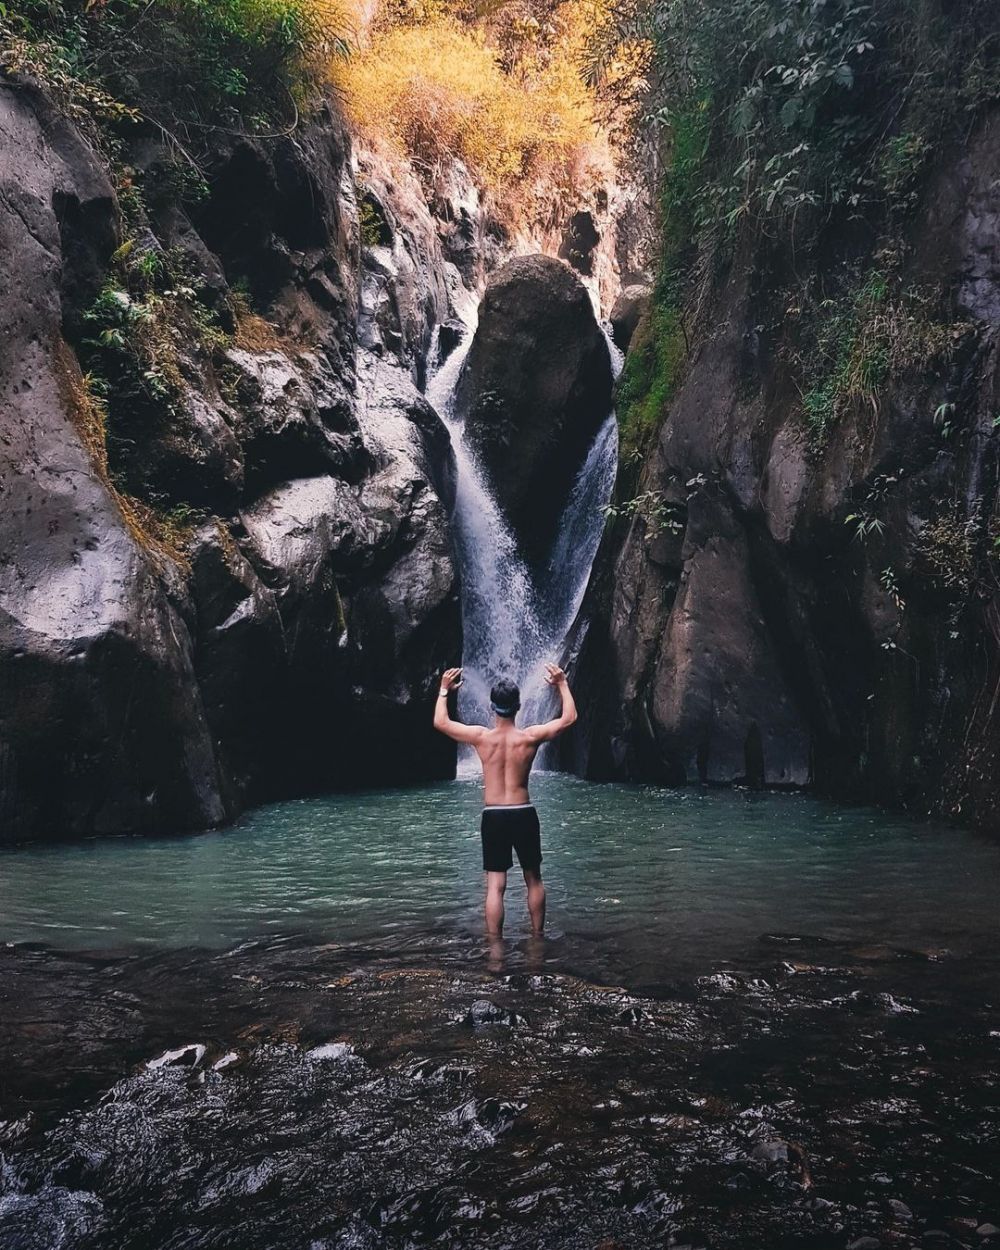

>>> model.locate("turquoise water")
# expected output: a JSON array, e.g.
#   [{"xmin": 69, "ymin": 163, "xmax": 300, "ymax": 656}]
[
  {"xmin": 2, "ymin": 775, "xmax": 997, "ymax": 982},
  {"xmin": 4, "ymin": 776, "xmax": 1000, "ymax": 1250}
]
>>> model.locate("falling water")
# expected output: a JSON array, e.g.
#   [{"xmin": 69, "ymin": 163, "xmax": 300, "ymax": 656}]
[{"xmin": 427, "ymin": 309, "xmax": 621, "ymax": 744}]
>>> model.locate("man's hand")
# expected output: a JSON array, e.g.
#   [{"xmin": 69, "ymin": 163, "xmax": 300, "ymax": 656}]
[
  {"xmin": 433, "ymin": 667, "xmax": 483, "ymax": 745},
  {"xmin": 544, "ymin": 663, "xmax": 567, "ymax": 686},
  {"xmin": 440, "ymin": 667, "xmax": 463, "ymax": 692}
]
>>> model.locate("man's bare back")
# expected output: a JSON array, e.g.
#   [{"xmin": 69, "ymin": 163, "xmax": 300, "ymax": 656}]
[
  {"xmin": 432, "ymin": 663, "xmax": 578, "ymax": 936},
  {"xmin": 474, "ymin": 727, "xmax": 539, "ymax": 806}
]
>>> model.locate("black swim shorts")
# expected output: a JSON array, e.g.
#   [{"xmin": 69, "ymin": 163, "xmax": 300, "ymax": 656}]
[{"xmin": 480, "ymin": 804, "xmax": 542, "ymax": 873}]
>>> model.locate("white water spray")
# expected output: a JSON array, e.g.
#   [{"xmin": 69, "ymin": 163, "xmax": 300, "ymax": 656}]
[{"xmin": 427, "ymin": 309, "xmax": 620, "ymax": 757}]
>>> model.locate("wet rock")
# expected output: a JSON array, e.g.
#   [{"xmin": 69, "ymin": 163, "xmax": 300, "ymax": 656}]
[
  {"xmin": 847, "ymin": 1238, "xmax": 882, "ymax": 1250},
  {"xmin": 224, "ymin": 347, "xmax": 368, "ymax": 490},
  {"xmin": 575, "ymin": 96, "xmax": 1000, "ymax": 828},
  {"xmin": 651, "ymin": 493, "xmax": 811, "ymax": 786},
  {"xmin": 146, "ymin": 1044, "xmax": 206, "ymax": 1070},
  {"xmin": 609, "ymin": 278, "xmax": 652, "ymax": 351},
  {"xmin": 436, "ymin": 319, "xmax": 466, "ymax": 364},
  {"xmin": 558, "ymin": 209, "xmax": 601, "ymax": 276},
  {"xmin": 465, "ymin": 999, "xmax": 523, "ymax": 1028},
  {"xmin": 978, "ymin": 1227, "xmax": 1000, "ymax": 1240},
  {"xmin": 193, "ymin": 102, "xmax": 358, "ymax": 370},
  {"xmin": 110, "ymin": 383, "xmax": 246, "ymax": 511},
  {"xmin": 466, "ymin": 999, "xmax": 507, "ymax": 1026},
  {"xmin": 461, "ymin": 1097, "xmax": 522, "ymax": 1132},
  {"xmin": 618, "ymin": 1005, "xmax": 647, "ymax": 1027},
  {"xmin": 455, "ymin": 254, "xmax": 613, "ymax": 566},
  {"xmin": 356, "ymin": 153, "xmax": 449, "ymax": 378},
  {"xmin": 752, "ymin": 1140, "xmax": 791, "ymax": 1165},
  {"xmin": 188, "ymin": 521, "xmax": 287, "ymax": 811},
  {"xmin": 306, "ymin": 1041, "xmax": 358, "ymax": 1063},
  {"xmin": 427, "ymin": 158, "xmax": 500, "ymax": 290},
  {"xmin": 888, "ymin": 1200, "xmax": 914, "ymax": 1222},
  {"xmin": 342, "ymin": 360, "xmax": 460, "ymax": 786}
]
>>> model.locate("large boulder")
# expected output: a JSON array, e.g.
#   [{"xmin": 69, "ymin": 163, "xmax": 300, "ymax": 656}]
[
  {"xmin": 348, "ymin": 361, "xmax": 460, "ymax": 783},
  {"xmin": 454, "ymin": 255, "xmax": 613, "ymax": 565},
  {"xmin": 235, "ymin": 363, "xmax": 460, "ymax": 791},
  {"xmin": 609, "ymin": 277, "xmax": 653, "ymax": 352}
]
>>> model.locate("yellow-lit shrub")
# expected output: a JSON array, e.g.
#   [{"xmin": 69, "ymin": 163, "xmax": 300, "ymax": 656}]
[{"xmin": 336, "ymin": 4, "xmax": 612, "ymax": 214}]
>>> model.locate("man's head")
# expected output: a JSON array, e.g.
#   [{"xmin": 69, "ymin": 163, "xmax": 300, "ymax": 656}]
[{"xmin": 490, "ymin": 679, "xmax": 521, "ymax": 720}]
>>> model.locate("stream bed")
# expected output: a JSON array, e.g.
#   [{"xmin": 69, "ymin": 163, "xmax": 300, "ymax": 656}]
[{"xmin": 2, "ymin": 777, "xmax": 999, "ymax": 1249}]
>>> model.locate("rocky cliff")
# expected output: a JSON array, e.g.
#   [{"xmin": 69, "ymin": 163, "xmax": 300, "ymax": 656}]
[
  {"xmin": 0, "ymin": 25, "xmax": 639, "ymax": 842},
  {"xmin": 571, "ymin": 109, "xmax": 1000, "ymax": 830},
  {"xmin": 0, "ymin": 76, "xmax": 467, "ymax": 841}
]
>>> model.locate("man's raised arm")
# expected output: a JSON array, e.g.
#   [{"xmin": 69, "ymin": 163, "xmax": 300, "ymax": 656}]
[
  {"xmin": 526, "ymin": 664, "xmax": 578, "ymax": 743},
  {"xmin": 433, "ymin": 667, "xmax": 485, "ymax": 744}
]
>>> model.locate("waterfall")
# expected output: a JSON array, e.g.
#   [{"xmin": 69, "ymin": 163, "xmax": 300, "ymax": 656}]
[{"xmin": 427, "ymin": 311, "xmax": 620, "ymax": 760}]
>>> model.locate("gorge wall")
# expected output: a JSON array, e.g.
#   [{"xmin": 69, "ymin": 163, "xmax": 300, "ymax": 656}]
[
  {"xmin": 570, "ymin": 108, "xmax": 1000, "ymax": 831},
  {"xmin": 0, "ymin": 46, "xmax": 632, "ymax": 842}
]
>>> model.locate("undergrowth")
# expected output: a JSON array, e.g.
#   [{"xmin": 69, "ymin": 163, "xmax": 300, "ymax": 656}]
[
  {"xmin": 0, "ymin": 0, "xmax": 347, "ymax": 138},
  {"xmin": 589, "ymin": 0, "xmax": 1000, "ymax": 453},
  {"xmin": 57, "ymin": 342, "xmax": 199, "ymax": 570},
  {"xmin": 794, "ymin": 272, "xmax": 961, "ymax": 446}
]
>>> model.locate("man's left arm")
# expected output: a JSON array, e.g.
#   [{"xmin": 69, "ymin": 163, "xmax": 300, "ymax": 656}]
[
  {"xmin": 433, "ymin": 668, "xmax": 485, "ymax": 744},
  {"xmin": 525, "ymin": 664, "xmax": 578, "ymax": 743}
]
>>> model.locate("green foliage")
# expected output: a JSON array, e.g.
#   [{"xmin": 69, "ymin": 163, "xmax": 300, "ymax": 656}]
[
  {"xmin": 80, "ymin": 213, "xmax": 229, "ymax": 471},
  {"xmin": 0, "ymin": 0, "xmax": 346, "ymax": 134},
  {"xmin": 796, "ymin": 271, "xmax": 961, "ymax": 446},
  {"xmin": 878, "ymin": 131, "xmax": 931, "ymax": 208},
  {"xmin": 613, "ymin": 105, "xmax": 705, "ymax": 466},
  {"xmin": 615, "ymin": 296, "xmax": 687, "ymax": 465},
  {"xmin": 594, "ymin": 0, "xmax": 1000, "ymax": 250},
  {"xmin": 588, "ymin": 0, "xmax": 999, "ymax": 455},
  {"xmin": 844, "ymin": 510, "xmax": 885, "ymax": 543},
  {"xmin": 843, "ymin": 471, "xmax": 899, "ymax": 545},
  {"xmin": 916, "ymin": 509, "xmax": 978, "ymax": 593},
  {"xmin": 358, "ymin": 193, "xmax": 389, "ymax": 248},
  {"xmin": 601, "ymin": 489, "xmax": 685, "ymax": 535},
  {"xmin": 800, "ymin": 270, "xmax": 891, "ymax": 443},
  {"xmin": 880, "ymin": 564, "xmax": 904, "ymax": 610}
]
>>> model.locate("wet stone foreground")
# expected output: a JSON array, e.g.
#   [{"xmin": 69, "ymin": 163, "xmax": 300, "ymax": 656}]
[{"xmin": 1, "ymin": 935, "xmax": 999, "ymax": 1250}]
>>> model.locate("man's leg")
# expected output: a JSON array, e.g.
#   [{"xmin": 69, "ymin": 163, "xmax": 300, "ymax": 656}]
[
  {"xmin": 523, "ymin": 868, "xmax": 546, "ymax": 936},
  {"xmin": 485, "ymin": 871, "xmax": 507, "ymax": 935}
]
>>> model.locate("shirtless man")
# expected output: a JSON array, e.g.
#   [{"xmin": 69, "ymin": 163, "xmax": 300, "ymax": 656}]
[{"xmin": 433, "ymin": 663, "xmax": 578, "ymax": 937}]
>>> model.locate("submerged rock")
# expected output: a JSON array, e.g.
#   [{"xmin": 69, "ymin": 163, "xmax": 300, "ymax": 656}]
[{"xmin": 454, "ymin": 254, "xmax": 613, "ymax": 566}]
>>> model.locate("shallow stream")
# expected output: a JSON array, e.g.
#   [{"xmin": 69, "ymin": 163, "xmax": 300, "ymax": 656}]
[{"xmin": 2, "ymin": 779, "xmax": 999, "ymax": 1248}]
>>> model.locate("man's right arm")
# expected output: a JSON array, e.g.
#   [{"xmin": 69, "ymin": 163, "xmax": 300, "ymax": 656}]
[
  {"xmin": 526, "ymin": 664, "xmax": 578, "ymax": 743},
  {"xmin": 433, "ymin": 667, "xmax": 485, "ymax": 745}
]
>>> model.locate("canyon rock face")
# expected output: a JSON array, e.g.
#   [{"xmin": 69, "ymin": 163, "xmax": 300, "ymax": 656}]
[
  {"xmin": 0, "ymin": 80, "xmax": 224, "ymax": 838},
  {"xmin": 454, "ymin": 255, "xmax": 613, "ymax": 566},
  {"xmin": 0, "ymin": 78, "xmax": 460, "ymax": 841},
  {"xmin": 571, "ymin": 112, "xmax": 1000, "ymax": 827}
]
